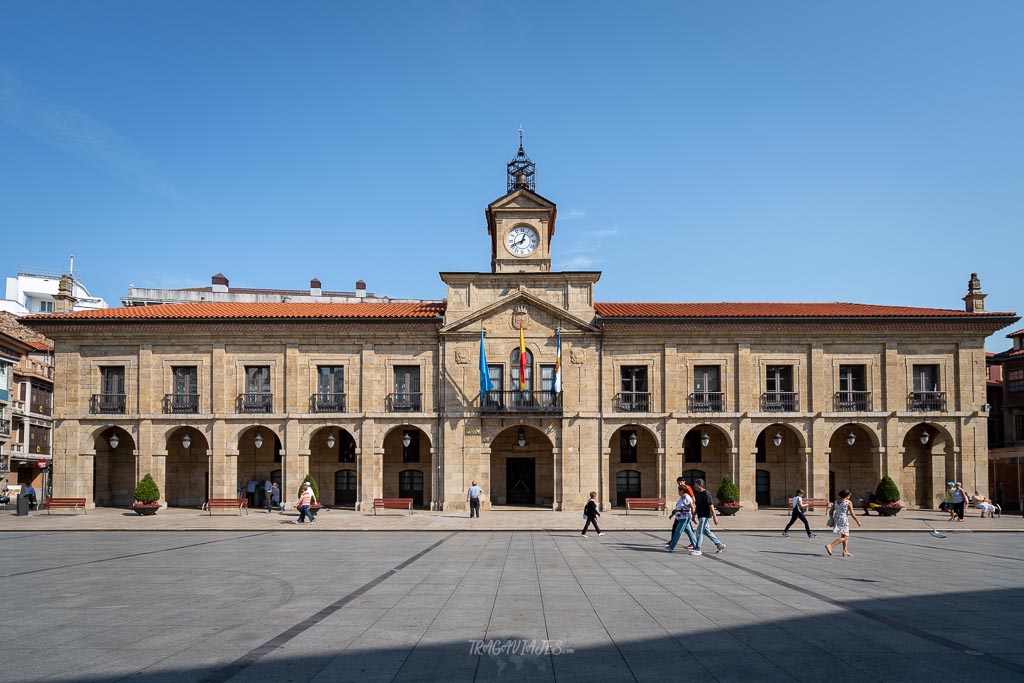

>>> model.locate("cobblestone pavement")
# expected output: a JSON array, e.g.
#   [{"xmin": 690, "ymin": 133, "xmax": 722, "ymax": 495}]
[{"xmin": 3, "ymin": 529, "xmax": 1023, "ymax": 682}]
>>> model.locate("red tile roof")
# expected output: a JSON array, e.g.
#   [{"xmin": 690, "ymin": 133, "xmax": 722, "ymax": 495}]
[
  {"xmin": 1008, "ymin": 328, "xmax": 1024, "ymax": 337},
  {"xmin": 593, "ymin": 302, "xmax": 1016, "ymax": 318},
  {"xmin": 26, "ymin": 340, "xmax": 54, "ymax": 350},
  {"xmin": 992, "ymin": 347, "xmax": 1024, "ymax": 359},
  {"xmin": 24, "ymin": 302, "xmax": 446, "ymax": 321}
]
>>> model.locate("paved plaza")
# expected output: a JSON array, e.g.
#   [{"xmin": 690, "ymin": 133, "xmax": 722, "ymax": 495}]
[{"xmin": 3, "ymin": 527, "xmax": 1023, "ymax": 682}]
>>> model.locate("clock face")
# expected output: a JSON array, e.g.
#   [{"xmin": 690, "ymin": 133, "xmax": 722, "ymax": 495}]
[{"xmin": 506, "ymin": 225, "xmax": 539, "ymax": 257}]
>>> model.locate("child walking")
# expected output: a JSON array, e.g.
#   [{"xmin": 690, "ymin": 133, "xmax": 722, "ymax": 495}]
[{"xmin": 581, "ymin": 491, "xmax": 604, "ymax": 537}]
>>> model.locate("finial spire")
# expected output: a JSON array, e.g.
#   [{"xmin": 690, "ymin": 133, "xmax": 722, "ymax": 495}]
[
  {"xmin": 518, "ymin": 125, "xmax": 524, "ymax": 151},
  {"xmin": 507, "ymin": 130, "xmax": 536, "ymax": 193}
]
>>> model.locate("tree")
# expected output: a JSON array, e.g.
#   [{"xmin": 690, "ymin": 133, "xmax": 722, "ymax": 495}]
[
  {"xmin": 717, "ymin": 475, "xmax": 739, "ymax": 504},
  {"xmin": 874, "ymin": 475, "xmax": 901, "ymax": 504},
  {"xmin": 297, "ymin": 474, "xmax": 320, "ymax": 500},
  {"xmin": 133, "ymin": 473, "xmax": 160, "ymax": 504}
]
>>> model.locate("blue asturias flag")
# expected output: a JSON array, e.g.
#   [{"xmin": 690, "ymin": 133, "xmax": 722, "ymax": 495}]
[{"xmin": 479, "ymin": 330, "xmax": 494, "ymax": 397}]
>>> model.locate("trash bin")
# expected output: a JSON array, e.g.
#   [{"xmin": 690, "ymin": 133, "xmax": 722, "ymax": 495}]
[{"xmin": 16, "ymin": 494, "xmax": 29, "ymax": 516}]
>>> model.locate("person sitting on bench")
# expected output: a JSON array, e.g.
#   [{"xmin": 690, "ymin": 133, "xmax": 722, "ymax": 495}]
[
  {"xmin": 22, "ymin": 483, "xmax": 37, "ymax": 509},
  {"xmin": 972, "ymin": 491, "xmax": 1000, "ymax": 518}
]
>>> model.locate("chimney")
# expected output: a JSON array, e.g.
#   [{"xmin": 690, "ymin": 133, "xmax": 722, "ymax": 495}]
[
  {"xmin": 963, "ymin": 272, "xmax": 987, "ymax": 313},
  {"xmin": 211, "ymin": 273, "xmax": 229, "ymax": 293},
  {"xmin": 355, "ymin": 280, "xmax": 366, "ymax": 299},
  {"xmin": 54, "ymin": 274, "xmax": 74, "ymax": 313},
  {"xmin": 310, "ymin": 277, "xmax": 322, "ymax": 297}
]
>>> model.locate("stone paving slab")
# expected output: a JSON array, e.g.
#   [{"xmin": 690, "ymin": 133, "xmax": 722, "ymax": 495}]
[
  {"xmin": 2, "ymin": 504, "xmax": 1022, "ymax": 533},
  {"xmin": 3, "ymin": 530, "xmax": 1023, "ymax": 682}
]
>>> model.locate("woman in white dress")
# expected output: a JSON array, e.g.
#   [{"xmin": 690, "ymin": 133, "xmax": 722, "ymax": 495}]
[{"xmin": 825, "ymin": 489, "xmax": 861, "ymax": 557}]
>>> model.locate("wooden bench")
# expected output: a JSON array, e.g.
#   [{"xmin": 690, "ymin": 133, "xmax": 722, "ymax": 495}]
[
  {"xmin": 44, "ymin": 497, "xmax": 87, "ymax": 515},
  {"xmin": 203, "ymin": 498, "xmax": 248, "ymax": 516},
  {"xmin": 787, "ymin": 497, "xmax": 828, "ymax": 511},
  {"xmin": 371, "ymin": 498, "xmax": 414, "ymax": 515},
  {"xmin": 625, "ymin": 498, "xmax": 666, "ymax": 514}
]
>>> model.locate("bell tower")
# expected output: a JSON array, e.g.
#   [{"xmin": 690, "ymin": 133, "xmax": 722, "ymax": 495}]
[{"xmin": 486, "ymin": 130, "xmax": 556, "ymax": 273}]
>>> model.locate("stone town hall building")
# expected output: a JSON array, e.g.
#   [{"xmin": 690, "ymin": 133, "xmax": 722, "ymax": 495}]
[{"xmin": 26, "ymin": 145, "xmax": 1019, "ymax": 512}]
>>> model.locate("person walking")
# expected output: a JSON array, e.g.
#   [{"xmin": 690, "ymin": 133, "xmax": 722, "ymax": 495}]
[
  {"xmin": 263, "ymin": 478, "xmax": 273, "ymax": 511},
  {"xmin": 666, "ymin": 487, "xmax": 698, "ymax": 552},
  {"xmin": 783, "ymin": 488, "xmax": 817, "ymax": 538},
  {"xmin": 295, "ymin": 482, "xmax": 316, "ymax": 525},
  {"xmin": 269, "ymin": 482, "xmax": 283, "ymax": 512},
  {"xmin": 466, "ymin": 481, "xmax": 483, "ymax": 518},
  {"xmin": 825, "ymin": 489, "xmax": 861, "ymax": 557},
  {"xmin": 246, "ymin": 478, "xmax": 257, "ymax": 508},
  {"xmin": 943, "ymin": 482, "xmax": 957, "ymax": 521},
  {"xmin": 581, "ymin": 491, "xmax": 604, "ymax": 537},
  {"xmin": 692, "ymin": 479, "xmax": 725, "ymax": 555},
  {"xmin": 951, "ymin": 482, "xmax": 969, "ymax": 523}
]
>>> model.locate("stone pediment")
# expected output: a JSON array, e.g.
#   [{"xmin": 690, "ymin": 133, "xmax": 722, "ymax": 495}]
[
  {"xmin": 441, "ymin": 289, "xmax": 597, "ymax": 335},
  {"xmin": 487, "ymin": 188, "xmax": 556, "ymax": 212}
]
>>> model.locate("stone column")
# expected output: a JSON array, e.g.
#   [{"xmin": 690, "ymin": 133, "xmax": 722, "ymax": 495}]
[
  {"xmin": 930, "ymin": 453, "xmax": 946, "ymax": 510},
  {"xmin": 212, "ymin": 419, "xmax": 234, "ymax": 498},
  {"xmin": 737, "ymin": 417, "xmax": 755, "ymax": 507}
]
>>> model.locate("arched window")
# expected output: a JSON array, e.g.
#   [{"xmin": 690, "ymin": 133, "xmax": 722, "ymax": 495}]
[
  {"xmin": 616, "ymin": 470, "xmax": 641, "ymax": 507},
  {"xmin": 681, "ymin": 469, "xmax": 705, "ymax": 488},
  {"xmin": 511, "ymin": 348, "xmax": 533, "ymax": 391}
]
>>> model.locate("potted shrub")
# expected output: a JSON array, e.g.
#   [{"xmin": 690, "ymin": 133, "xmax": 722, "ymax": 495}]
[
  {"xmin": 297, "ymin": 474, "xmax": 322, "ymax": 517},
  {"xmin": 716, "ymin": 475, "xmax": 741, "ymax": 516},
  {"xmin": 132, "ymin": 473, "xmax": 161, "ymax": 515},
  {"xmin": 871, "ymin": 475, "xmax": 902, "ymax": 516}
]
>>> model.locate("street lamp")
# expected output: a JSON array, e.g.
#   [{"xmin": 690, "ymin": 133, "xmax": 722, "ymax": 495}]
[
  {"xmin": 326, "ymin": 434, "xmax": 336, "ymax": 449},
  {"xmin": 182, "ymin": 433, "xmax": 192, "ymax": 449},
  {"xmin": 846, "ymin": 432, "xmax": 856, "ymax": 446},
  {"xmin": 628, "ymin": 431, "xmax": 638, "ymax": 449},
  {"xmin": 109, "ymin": 434, "xmax": 119, "ymax": 449},
  {"xmin": 773, "ymin": 432, "xmax": 783, "ymax": 447},
  {"xmin": 253, "ymin": 431, "xmax": 264, "ymax": 449},
  {"xmin": 402, "ymin": 432, "xmax": 412, "ymax": 449},
  {"xmin": 517, "ymin": 428, "xmax": 527, "ymax": 448},
  {"xmin": 920, "ymin": 430, "xmax": 930, "ymax": 445},
  {"xmin": 700, "ymin": 432, "xmax": 710, "ymax": 448}
]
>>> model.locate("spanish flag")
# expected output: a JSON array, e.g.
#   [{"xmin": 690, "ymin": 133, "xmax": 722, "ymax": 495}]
[{"xmin": 519, "ymin": 320, "xmax": 526, "ymax": 390}]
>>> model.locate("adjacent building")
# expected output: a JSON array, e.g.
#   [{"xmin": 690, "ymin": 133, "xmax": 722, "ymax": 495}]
[
  {"xmin": 121, "ymin": 275, "xmax": 411, "ymax": 307},
  {"xmin": 987, "ymin": 328, "xmax": 1024, "ymax": 511},
  {"xmin": 24, "ymin": 145, "xmax": 1020, "ymax": 512},
  {"xmin": 2, "ymin": 265, "xmax": 107, "ymax": 316}
]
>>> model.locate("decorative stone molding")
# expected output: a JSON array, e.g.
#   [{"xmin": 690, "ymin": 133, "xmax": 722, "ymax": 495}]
[
  {"xmin": 570, "ymin": 346, "xmax": 586, "ymax": 364},
  {"xmin": 454, "ymin": 347, "xmax": 470, "ymax": 364},
  {"xmin": 511, "ymin": 305, "xmax": 530, "ymax": 330}
]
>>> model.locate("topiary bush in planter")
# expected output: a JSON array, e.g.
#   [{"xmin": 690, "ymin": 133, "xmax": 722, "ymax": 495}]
[
  {"xmin": 132, "ymin": 473, "xmax": 160, "ymax": 515},
  {"xmin": 716, "ymin": 475, "xmax": 741, "ymax": 515},
  {"xmin": 871, "ymin": 475, "xmax": 902, "ymax": 516}
]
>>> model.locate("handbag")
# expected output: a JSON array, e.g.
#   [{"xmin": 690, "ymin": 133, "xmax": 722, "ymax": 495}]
[
  {"xmin": 798, "ymin": 506, "xmax": 807, "ymax": 514},
  {"xmin": 826, "ymin": 517, "xmax": 835, "ymax": 528},
  {"xmin": 582, "ymin": 513, "xmax": 587, "ymax": 521}
]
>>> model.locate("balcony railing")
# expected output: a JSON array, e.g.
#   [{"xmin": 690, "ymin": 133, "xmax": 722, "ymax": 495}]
[
  {"xmin": 8, "ymin": 442, "xmax": 26, "ymax": 457},
  {"xmin": 91, "ymin": 393, "xmax": 127, "ymax": 414},
  {"xmin": 760, "ymin": 391, "xmax": 799, "ymax": 412},
  {"xmin": 834, "ymin": 391, "xmax": 871, "ymax": 412},
  {"xmin": 614, "ymin": 391, "xmax": 651, "ymax": 412},
  {"xmin": 688, "ymin": 392, "xmax": 724, "ymax": 413},
  {"xmin": 311, "ymin": 393, "xmax": 346, "ymax": 413},
  {"xmin": 14, "ymin": 359, "xmax": 54, "ymax": 381},
  {"xmin": 480, "ymin": 390, "xmax": 563, "ymax": 414},
  {"xmin": 386, "ymin": 392, "xmax": 422, "ymax": 412},
  {"xmin": 11, "ymin": 400, "xmax": 26, "ymax": 416},
  {"xmin": 163, "ymin": 393, "xmax": 199, "ymax": 414},
  {"xmin": 908, "ymin": 391, "xmax": 946, "ymax": 412},
  {"xmin": 237, "ymin": 393, "xmax": 273, "ymax": 413}
]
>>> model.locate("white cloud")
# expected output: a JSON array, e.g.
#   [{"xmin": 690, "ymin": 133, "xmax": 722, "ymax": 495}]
[
  {"xmin": 556, "ymin": 226, "xmax": 623, "ymax": 269},
  {"xmin": 0, "ymin": 66, "xmax": 177, "ymax": 197},
  {"xmin": 563, "ymin": 255, "xmax": 599, "ymax": 269},
  {"xmin": 562, "ymin": 209, "xmax": 586, "ymax": 220}
]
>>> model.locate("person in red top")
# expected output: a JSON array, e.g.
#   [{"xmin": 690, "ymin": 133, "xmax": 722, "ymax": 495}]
[
  {"xmin": 664, "ymin": 476, "xmax": 696, "ymax": 547},
  {"xmin": 296, "ymin": 482, "xmax": 317, "ymax": 524}
]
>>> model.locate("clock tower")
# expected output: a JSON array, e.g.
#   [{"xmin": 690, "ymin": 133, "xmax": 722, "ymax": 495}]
[{"xmin": 486, "ymin": 137, "xmax": 556, "ymax": 273}]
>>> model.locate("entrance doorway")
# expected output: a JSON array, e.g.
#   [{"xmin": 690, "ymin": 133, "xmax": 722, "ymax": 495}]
[
  {"xmin": 399, "ymin": 469, "xmax": 424, "ymax": 507},
  {"xmin": 756, "ymin": 469, "xmax": 771, "ymax": 506},
  {"xmin": 616, "ymin": 470, "xmax": 641, "ymax": 507},
  {"xmin": 335, "ymin": 469, "xmax": 356, "ymax": 507},
  {"xmin": 506, "ymin": 458, "xmax": 536, "ymax": 505}
]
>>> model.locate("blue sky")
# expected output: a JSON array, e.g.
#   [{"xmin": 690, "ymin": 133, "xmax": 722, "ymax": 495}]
[{"xmin": 1, "ymin": 2, "xmax": 1021, "ymax": 348}]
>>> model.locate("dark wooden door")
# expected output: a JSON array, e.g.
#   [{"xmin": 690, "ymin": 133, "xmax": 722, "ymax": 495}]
[
  {"xmin": 335, "ymin": 469, "xmax": 357, "ymax": 507},
  {"xmin": 756, "ymin": 469, "xmax": 771, "ymax": 506},
  {"xmin": 399, "ymin": 469, "xmax": 424, "ymax": 508},
  {"xmin": 506, "ymin": 458, "xmax": 535, "ymax": 505},
  {"xmin": 616, "ymin": 470, "xmax": 641, "ymax": 507}
]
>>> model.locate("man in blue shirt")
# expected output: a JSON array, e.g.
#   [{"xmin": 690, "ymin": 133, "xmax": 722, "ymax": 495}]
[{"xmin": 467, "ymin": 481, "xmax": 483, "ymax": 518}]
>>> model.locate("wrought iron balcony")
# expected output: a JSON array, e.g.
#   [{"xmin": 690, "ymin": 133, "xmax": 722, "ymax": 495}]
[
  {"xmin": 760, "ymin": 391, "xmax": 799, "ymax": 412},
  {"xmin": 908, "ymin": 391, "xmax": 946, "ymax": 412},
  {"xmin": 614, "ymin": 391, "xmax": 651, "ymax": 412},
  {"xmin": 163, "ymin": 393, "xmax": 199, "ymax": 414},
  {"xmin": 480, "ymin": 390, "xmax": 562, "ymax": 414},
  {"xmin": 688, "ymin": 392, "xmax": 724, "ymax": 413},
  {"xmin": 386, "ymin": 392, "xmax": 422, "ymax": 412},
  {"xmin": 237, "ymin": 393, "xmax": 273, "ymax": 414},
  {"xmin": 91, "ymin": 393, "xmax": 127, "ymax": 414},
  {"xmin": 311, "ymin": 393, "xmax": 346, "ymax": 413},
  {"xmin": 834, "ymin": 391, "xmax": 871, "ymax": 412}
]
